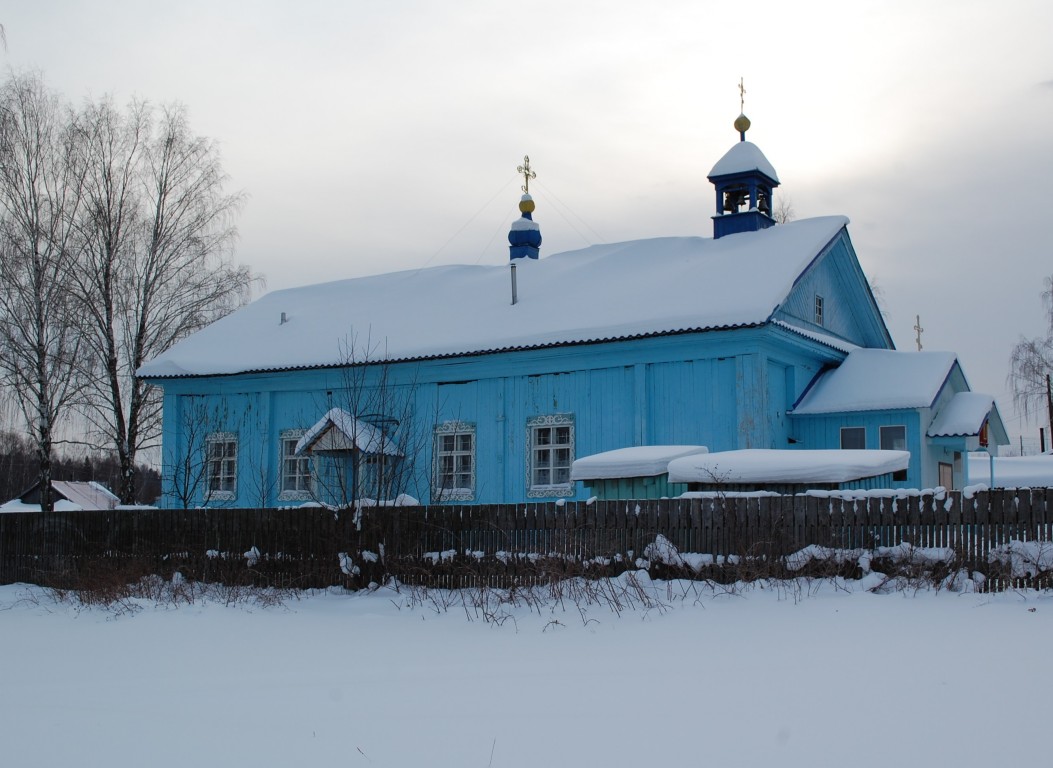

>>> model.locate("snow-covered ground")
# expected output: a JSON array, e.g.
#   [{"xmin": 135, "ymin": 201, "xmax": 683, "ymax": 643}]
[{"xmin": 3, "ymin": 577, "xmax": 1050, "ymax": 767}]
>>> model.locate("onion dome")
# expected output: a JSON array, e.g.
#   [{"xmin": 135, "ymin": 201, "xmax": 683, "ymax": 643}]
[{"xmin": 509, "ymin": 193, "xmax": 542, "ymax": 260}]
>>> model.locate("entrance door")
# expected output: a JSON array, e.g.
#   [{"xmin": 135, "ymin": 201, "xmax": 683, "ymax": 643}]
[{"xmin": 939, "ymin": 462, "xmax": 954, "ymax": 490}]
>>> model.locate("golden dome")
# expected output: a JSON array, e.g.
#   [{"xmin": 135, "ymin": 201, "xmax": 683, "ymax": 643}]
[
  {"xmin": 519, "ymin": 194, "xmax": 536, "ymax": 214},
  {"xmin": 734, "ymin": 113, "xmax": 751, "ymax": 134}
]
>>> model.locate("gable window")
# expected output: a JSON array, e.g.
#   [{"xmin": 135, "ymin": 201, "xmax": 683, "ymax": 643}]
[
  {"xmin": 814, "ymin": 295, "xmax": 824, "ymax": 326},
  {"xmin": 434, "ymin": 421, "xmax": 475, "ymax": 502},
  {"xmin": 205, "ymin": 432, "xmax": 238, "ymax": 501},
  {"xmin": 880, "ymin": 425, "xmax": 908, "ymax": 481},
  {"xmin": 840, "ymin": 426, "xmax": 865, "ymax": 450},
  {"xmin": 527, "ymin": 414, "xmax": 575, "ymax": 498},
  {"xmin": 278, "ymin": 429, "xmax": 313, "ymax": 501}
]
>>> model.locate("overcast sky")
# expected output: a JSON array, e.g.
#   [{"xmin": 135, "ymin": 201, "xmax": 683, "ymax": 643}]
[{"xmin": 5, "ymin": 1, "xmax": 1053, "ymax": 448}]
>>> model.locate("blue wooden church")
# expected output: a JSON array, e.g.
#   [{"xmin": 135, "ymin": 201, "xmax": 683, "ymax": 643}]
[{"xmin": 138, "ymin": 113, "xmax": 1007, "ymax": 508}]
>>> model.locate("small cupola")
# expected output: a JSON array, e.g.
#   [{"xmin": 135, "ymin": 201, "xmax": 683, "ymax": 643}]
[
  {"xmin": 508, "ymin": 155, "xmax": 542, "ymax": 260},
  {"xmin": 707, "ymin": 85, "xmax": 780, "ymax": 239}
]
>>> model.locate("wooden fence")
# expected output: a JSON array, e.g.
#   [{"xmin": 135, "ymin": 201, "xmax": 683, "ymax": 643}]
[{"xmin": 1, "ymin": 489, "xmax": 1052, "ymax": 591}]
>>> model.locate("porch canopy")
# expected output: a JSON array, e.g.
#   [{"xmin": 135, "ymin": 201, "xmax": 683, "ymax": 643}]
[{"xmin": 295, "ymin": 408, "xmax": 403, "ymax": 457}]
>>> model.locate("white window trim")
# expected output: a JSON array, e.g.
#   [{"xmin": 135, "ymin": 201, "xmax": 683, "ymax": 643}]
[
  {"xmin": 814, "ymin": 294, "xmax": 825, "ymax": 326},
  {"xmin": 278, "ymin": 428, "xmax": 314, "ymax": 502},
  {"xmin": 205, "ymin": 431, "xmax": 238, "ymax": 502},
  {"xmin": 526, "ymin": 413, "xmax": 575, "ymax": 498},
  {"xmin": 433, "ymin": 421, "xmax": 476, "ymax": 502}
]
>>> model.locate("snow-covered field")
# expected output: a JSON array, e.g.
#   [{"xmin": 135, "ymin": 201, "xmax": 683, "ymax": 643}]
[{"xmin": 3, "ymin": 577, "xmax": 1050, "ymax": 767}]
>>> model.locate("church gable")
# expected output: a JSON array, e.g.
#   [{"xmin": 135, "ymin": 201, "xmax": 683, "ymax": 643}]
[{"xmin": 774, "ymin": 228, "xmax": 892, "ymax": 350}]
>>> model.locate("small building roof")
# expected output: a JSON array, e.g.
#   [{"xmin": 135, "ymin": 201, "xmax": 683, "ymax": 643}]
[
  {"xmin": 792, "ymin": 349, "xmax": 958, "ymax": 414},
  {"xmin": 571, "ymin": 445, "xmax": 709, "ymax": 481},
  {"xmin": 708, "ymin": 141, "xmax": 780, "ymax": 182},
  {"xmin": 0, "ymin": 480, "xmax": 120, "ymax": 512},
  {"xmin": 927, "ymin": 392, "xmax": 995, "ymax": 437},
  {"xmin": 667, "ymin": 449, "xmax": 909, "ymax": 485},
  {"xmin": 138, "ymin": 216, "xmax": 849, "ymax": 378}
]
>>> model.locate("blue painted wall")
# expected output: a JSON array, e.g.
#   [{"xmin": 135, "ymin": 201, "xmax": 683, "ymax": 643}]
[{"xmin": 150, "ymin": 324, "xmax": 861, "ymax": 508}]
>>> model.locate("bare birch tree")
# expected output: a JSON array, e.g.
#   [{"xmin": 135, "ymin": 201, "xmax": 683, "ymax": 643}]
[
  {"xmin": 71, "ymin": 99, "xmax": 254, "ymax": 503},
  {"xmin": 0, "ymin": 72, "xmax": 86, "ymax": 512},
  {"xmin": 1009, "ymin": 275, "xmax": 1053, "ymax": 436}
]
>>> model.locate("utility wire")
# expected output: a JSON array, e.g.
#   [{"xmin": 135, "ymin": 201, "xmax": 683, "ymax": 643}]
[{"xmin": 533, "ymin": 178, "xmax": 606, "ymax": 245}]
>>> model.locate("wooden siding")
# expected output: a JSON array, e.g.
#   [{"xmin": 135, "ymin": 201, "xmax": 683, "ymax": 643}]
[
  {"xmin": 776, "ymin": 230, "xmax": 891, "ymax": 349},
  {"xmin": 152, "ymin": 327, "xmax": 870, "ymax": 508}
]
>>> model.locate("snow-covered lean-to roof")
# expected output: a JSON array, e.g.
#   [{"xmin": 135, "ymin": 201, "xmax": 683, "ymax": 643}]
[
  {"xmin": 792, "ymin": 349, "xmax": 958, "ymax": 414},
  {"xmin": 667, "ymin": 449, "xmax": 910, "ymax": 485},
  {"xmin": 137, "ymin": 216, "xmax": 849, "ymax": 378},
  {"xmin": 571, "ymin": 446, "xmax": 709, "ymax": 481}
]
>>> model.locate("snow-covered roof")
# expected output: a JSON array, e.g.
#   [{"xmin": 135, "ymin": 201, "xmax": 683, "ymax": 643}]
[
  {"xmin": 0, "ymin": 480, "xmax": 120, "ymax": 512},
  {"xmin": 137, "ymin": 216, "xmax": 849, "ymax": 378},
  {"xmin": 667, "ymin": 449, "xmax": 910, "ymax": 484},
  {"xmin": 927, "ymin": 392, "xmax": 994, "ymax": 437},
  {"xmin": 296, "ymin": 408, "xmax": 403, "ymax": 456},
  {"xmin": 570, "ymin": 445, "xmax": 709, "ymax": 481},
  {"xmin": 708, "ymin": 141, "xmax": 780, "ymax": 182},
  {"xmin": 792, "ymin": 349, "xmax": 957, "ymax": 414},
  {"xmin": 967, "ymin": 453, "xmax": 1053, "ymax": 487}
]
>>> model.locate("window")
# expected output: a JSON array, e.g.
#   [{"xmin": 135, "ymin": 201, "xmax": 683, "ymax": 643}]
[
  {"xmin": 880, "ymin": 425, "xmax": 908, "ymax": 481},
  {"xmin": 205, "ymin": 432, "xmax": 238, "ymax": 501},
  {"xmin": 840, "ymin": 426, "xmax": 865, "ymax": 450},
  {"xmin": 278, "ymin": 430, "xmax": 313, "ymax": 501},
  {"xmin": 814, "ymin": 295, "xmax": 824, "ymax": 326},
  {"xmin": 360, "ymin": 454, "xmax": 400, "ymax": 501},
  {"xmin": 434, "ymin": 422, "xmax": 475, "ymax": 501},
  {"xmin": 527, "ymin": 414, "xmax": 575, "ymax": 498}
]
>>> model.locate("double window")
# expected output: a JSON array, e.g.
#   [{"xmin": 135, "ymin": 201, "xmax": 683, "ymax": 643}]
[
  {"xmin": 279, "ymin": 430, "xmax": 313, "ymax": 501},
  {"xmin": 205, "ymin": 432, "xmax": 238, "ymax": 501},
  {"xmin": 527, "ymin": 414, "xmax": 575, "ymax": 498},
  {"xmin": 434, "ymin": 422, "xmax": 475, "ymax": 501}
]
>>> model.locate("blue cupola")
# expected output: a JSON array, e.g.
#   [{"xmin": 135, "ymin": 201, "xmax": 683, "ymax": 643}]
[
  {"xmin": 708, "ymin": 111, "xmax": 780, "ymax": 239},
  {"xmin": 509, "ymin": 155, "xmax": 542, "ymax": 260},
  {"xmin": 508, "ymin": 194, "xmax": 542, "ymax": 259}
]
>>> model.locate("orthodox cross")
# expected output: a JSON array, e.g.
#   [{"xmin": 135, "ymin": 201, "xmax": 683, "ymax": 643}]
[
  {"xmin": 914, "ymin": 314, "xmax": 924, "ymax": 351},
  {"xmin": 739, "ymin": 77, "xmax": 746, "ymax": 112},
  {"xmin": 517, "ymin": 155, "xmax": 536, "ymax": 193}
]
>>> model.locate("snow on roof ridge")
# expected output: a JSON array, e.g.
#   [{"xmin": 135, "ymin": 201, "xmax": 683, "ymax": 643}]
[{"xmin": 138, "ymin": 216, "xmax": 849, "ymax": 379}]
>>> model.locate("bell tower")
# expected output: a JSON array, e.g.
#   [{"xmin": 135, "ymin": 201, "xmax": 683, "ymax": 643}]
[{"xmin": 708, "ymin": 80, "xmax": 780, "ymax": 239}]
